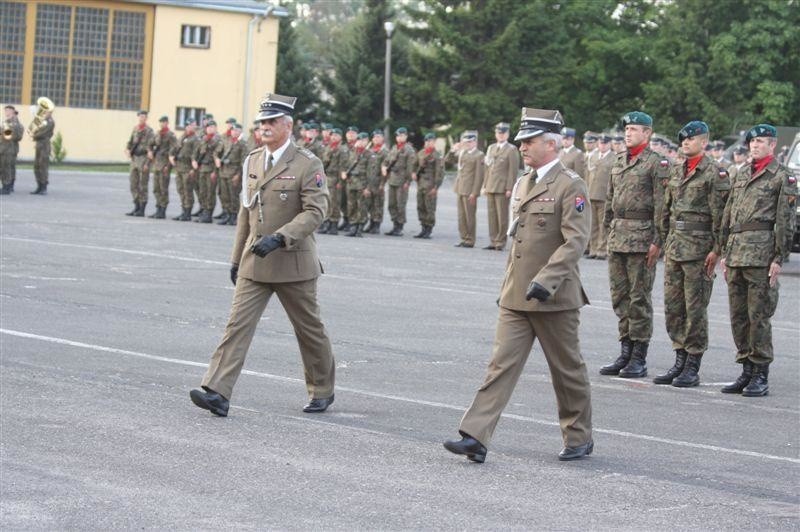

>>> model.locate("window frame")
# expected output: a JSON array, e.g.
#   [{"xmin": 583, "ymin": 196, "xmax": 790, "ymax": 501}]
[
  {"xmin": 180, "ymin": 24, "xmax": 211, "ymax": 49},
  {"xmin": 175, "ymin": 106, "xmax": 206, "ymax": 131}
]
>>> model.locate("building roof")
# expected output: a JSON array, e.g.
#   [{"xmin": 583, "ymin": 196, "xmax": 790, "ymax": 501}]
[{"xmin": 127, "ymin": 0, "xmax": 289, "ymax": 17}]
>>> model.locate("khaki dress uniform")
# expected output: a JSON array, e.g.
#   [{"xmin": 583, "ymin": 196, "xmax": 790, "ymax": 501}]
[
  {"xmin": 193, "ymin": 134, "xmax": 223, "ymax": 218},
  {"xmin": 151, "ymin": 128, "xmax": 178, "ymax": 214},
  {"xmin": 559, "ymin": 145, "xmax": 586, "ymax": 179},
  {"xmin": 459, "ymin": 161, "xmax": 592, "ymax": 450},
  {"xmin": 385, "ymin": 143, "xmax": 416, "ymax": 227},
  {"xmin": 201, "ymin": 142, "xmax": 335, "ymax": 401},
  {"xmin": 171, "ymin": 131, "xmax": 200, "ymax": 218},
  {"xmin": 414, "ymin": 148, "xmax": 444, "ymax": 231},
  {"xmin": 447, "ymin": 148, "xmax": 485, "ymax": 246},
  {"xmin": 125, "ymin": 124, "xmax": 155, "ymax": 209},
  {"xmin": 484, "ymin": 142, "xmax": 521, "ymax": 249},
  {"xmin": 32, "ymin": 117, "xmax": 55, "ymax": 190},
  {"xmin": 587, "ymin": 150, "xmax": 614, "ymax": 257}
]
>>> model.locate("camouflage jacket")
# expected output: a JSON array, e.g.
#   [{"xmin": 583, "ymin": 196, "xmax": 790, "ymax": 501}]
[
  {"xmin": 192, "ymin": 134, "xmax": 223, "ymax": 168},
  {"xmin": 385, "ymin": 143, "xmax": 416, "ymax": 186},
  {"xmin": 322, "ymin": 143, "xmax": 349, "ymax": 184},
  {"xmin": 305, "ymin": 138, "xmax": 325, "ymax": 160},
  {"xmin": 1, "ymin": 118, "xmax": 23, "ymax": 155},
  {"xmin": 172, "ymin": 132, "xmax": 199, "ymax": 168},
  {"xmin": 366, "ymin": 145, "xmax": 388, "ymax": 188},
  {"xmin": 414, "ymin": 148, "xmax": 444, "ymax": 190},
  {"xmin": 126, "ymin": 125, "xmax": 155, "ymax": 157},
  {"xmin": 32, "ymin": 117, "xmax": 55, "ymax": 147},
  {"xmin": 343, "ymin": 147, "xmax": 371, "ymax": 189},
  {"xmin": 151, "ymin": 128, "xmax": 178, "ymax": 165},
  {"xmin": 721, "ymin": 159, "xmax": 797, "ymax": 267},
  {"xmin": 219, "ymin": 137, "xmax": 247, "ymax": 178},
  {"xmin": 660, "ymin": 155, "xmax": 730, "ymax": 261},
  {"xmin": 604, "ymin": 147, "xmax": 670, "ymax": 253}
]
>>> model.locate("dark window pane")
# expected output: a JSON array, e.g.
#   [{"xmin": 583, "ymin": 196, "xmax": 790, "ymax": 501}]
[
  {"xmin": 70, "ymin": 58, "xmax": 105, "ymax": 108},
  {"xmin": 32, "ymin": 55, "xmax": 68, "ymax": 105},
  {"xmin": 73, "ymin": 7, "xmax": 109, "ymax": 58},
  {"xmin": 111, "ymin": 11, "xmax": 145, "ymax": 60},
  {"xmin": 34, "ymin": 4, "xmax": 71, "ymax": 55},
  {"xmin": 0, "ymin": 1, "xmax": 27, "ymax": 53},
  {"xmin": 108, "ymin": 60, "xmax": 142, "ymax": 110},
  {"xmin": 0, "ymin": 53, "xmax": 24, "ymax": 102}
]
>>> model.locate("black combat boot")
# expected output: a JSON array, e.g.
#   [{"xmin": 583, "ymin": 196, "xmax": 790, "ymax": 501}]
[
  {"xmin": 148, "ymin": 206, "xmax": 160, "ymax": 218},
  {"xmin": 721, "ymin": 360, "xmax": 754, "ymax": 394},
  {"xmin": 30, "ymin": 184, "xmax": 43, "ymax": 194},
  {"xmin": 653, "ymin": 349, "xmax": 688, "ymax": 384},
  {"xmin": 742, "ymin": 363, "xmax": 769, "ymax": 397},
  {"xmin": 326, "ymin": 222, "xmax": 338, "ymax": 235},
  {"xmin": 369, "ymin": 221, "xmax": 380, "ymax": 234},
  {"xmin": 413, "ymin": 226, "xmax": 427, "ymax": 238},
  {"xmin": 0, "ymin": 185, "xmax": 9, "ymax": 195},
  {"xmin": 126, "ymin": 201, "xmax": 139, "ymax": 215},
  {"xmin": 134, "ymin": 202, "xmax": 146, "ymax": 217},
  {"xmin": 216, "ymin": 213, "xmax": 230, "ymax": 225},
  {"xmin": 619, "ymin": 341, "xmax": 648, "ymax": 378},
  {"xmin": 345, "ymin": 223, "xmax": 359, "ymax": 237},
  {"xmin": 363, "ymin": 220, "xmax": 373, "ymax": 233},
  {"xmin": 422, "ymin": 226, "xmax": 433, "ymax": 239},
  {"xmin": 353, "ymin": 223, "xmax": 363, "ymax": 237},
  {"xmin": 600, "ymin": 338, "xmax": 633, "ymax": 375},
  {"xmin": 199, "ymin": 210, "xmax": 212, "ymax": 223},
  {"xmin": 227, "ymin": 212, "xmax": 237, "ymax": 226},
  {"xmin": 338, "ymin": 218, "xmax": 349, "ymax": 231},
  {"xmin": 37, "ymin": 184, "xmax": 47, "ymax": 195},
  {"xmin": 214, "ymin": 210, "xmax": 227, "ymax": 220},
  {"xmin": 317, "ymin": 220, "xmax": 330, "ymax": 234},
  {"xmin": 172, "ymin": 209, "xmax": 184, "ymax": 220},
  {"xmin": 672, "ymin": 353, "xmax": 701, "ymax": 387}
]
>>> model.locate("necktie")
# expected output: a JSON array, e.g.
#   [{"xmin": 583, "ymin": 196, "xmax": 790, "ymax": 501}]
[{"xmin": 267, "ymin": 154, "xmax": 274, "ymax": 171}]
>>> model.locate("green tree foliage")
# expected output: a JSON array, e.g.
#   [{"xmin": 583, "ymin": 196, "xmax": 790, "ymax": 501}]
[{"xmin": 275, "ymin": 15, "xmax": 321, "ymax": 121}]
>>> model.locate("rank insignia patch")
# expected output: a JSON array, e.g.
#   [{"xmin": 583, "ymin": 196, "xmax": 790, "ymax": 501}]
[
  {"xmin": 315, "ymin": 173, "xmax": 324, "ymax": 187},
  {"xmin": 575, "ymin": 196, "xmax": 586, "ymax": 213}
]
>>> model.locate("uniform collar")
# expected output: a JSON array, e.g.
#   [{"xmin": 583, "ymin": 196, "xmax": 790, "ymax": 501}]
[
  {"xmin": 535, "ymin": 157, "xmax": 560, "ymax": 181},
  {"xmin": 265, "ymin": 136, "xmax": 291, "ymax": 169}
]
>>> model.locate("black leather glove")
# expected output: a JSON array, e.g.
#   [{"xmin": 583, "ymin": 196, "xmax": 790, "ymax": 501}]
[
  {"xmin": 230, "ymin": 264, "xmax": 239, "ymax": 286},
  {"xmin": 251, "ymin": 234, "xmax": 285, "ymax": 257},
  {"xmin": 525, "ymin": 281, "xmax": 551, "ymax": 302}
]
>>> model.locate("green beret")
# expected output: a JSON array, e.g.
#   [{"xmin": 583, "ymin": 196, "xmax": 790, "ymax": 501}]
[
  {"xmin": 137, "ymin": 110, "xmax": 148, "ymax": 116},
  {"xmin": 301, "ymin": 123, "xmax": 311, "ymax": 130},
  {"xmin": 424, "ymin": 132, "xmax": 436, "ymax": 141},
  {"xmin": 621, "ymin": 111, "xmax": 653, "ymax": 128},
  {"xmin": 233, "ymin": 123, "xmax": 242, "ymax": 130},
  {"xmin": 677, "ymin": 121, "xmax": 709, "ymax": 142},
  {"xmin": 307, "ymin": 122, "xmax": 319, "ymax": 130},
  {"xmin": 331, "ymin": 127, "xmax": 342, "ymax": 135},
  {"xmin": 357, "ymin": 132, "xmax": 369, "ymax": 140},
  {"xmin": 158, "ymin": 115, "xmax": 169, "ymax": 122},
  {"xmin": 185, "ymin": 117, "xmax": 196, "ymax": 125},
  {"xmin": 745, "ymin": 124, "xmax": 777, "ymax": 143},
  {"xmin": 206, "ymin": 120, "xmax": 217, "ymax": 127},
  {"xmin": 371, "ymin": 129, "xmax": 384, "ymax": 137},
  {"xmin": 226, "ymin": 117, "xmax": 236, "ymax": 124},
  {"xmin": 347, "ymin": 126, "xmax": 359, "ymax": 132},
  {"xmin": 202, "ymin": 113, "xmax": 213, "ymax": 120},
  {"xmin": 395, "ymin": 127, "xmax": 408, "ymax": 135},
  {"xmin": 321, "ymin": 123, "xmax": 333, "ymax": 130}
]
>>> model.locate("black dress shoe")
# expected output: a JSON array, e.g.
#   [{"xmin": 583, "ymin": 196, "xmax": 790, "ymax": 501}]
[
  {"xmin": 189, "ymin": 387, "xmax": 229, "ymax": 417},
  {"xmin": 558, "ymin": 440, "xmax": 594, "ymax": 461},
  {"xmin": 482, "ymin": 245, "xmax": 497, "ymax": 250},
  {"xmin": 454, "ymin": 242, "xmax": 466, "ymax": 247},
  {"xmin": 443, "ymin": 434, "xmax": 487, "ymax": 463},
  {"xmin": 303, "ymin": 395, "xmax": 334, "ymax": 413}
]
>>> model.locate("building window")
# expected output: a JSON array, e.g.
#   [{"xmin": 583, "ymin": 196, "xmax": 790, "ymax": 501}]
[
  {"xmin": 0, "ymin": 1, "xmax": 27, "ymax": 103},
  {"xmin": 176, "ymin": 107, "xmax": 206, "ymax": 130},
  {"xmin": 181, "ymin": 25, "xmax": 210, "ymax": 48}
]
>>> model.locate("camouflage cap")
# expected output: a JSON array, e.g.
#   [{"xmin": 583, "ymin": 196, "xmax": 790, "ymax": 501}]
[
  {"xmin": 158, "ymin": 115, "xmax": 169, "ymax": 122},
  {"xmin": 745, "ymin": 123, "xmax": 777, "ymax": 143},
  {"xmin": 395, "ymin": 127, "xmax": 407, "ymax": 135},
  {"xmin": 494, "ymin": 122, "xmax": 510, "ymax": 132},
  {"xmin": 677, "ymin": 120, "xmax": 709, "ymax": 142},
  {"xmin": 514, "ymin": 108, "xmax": 563, "ymax": 141},
  {"xmin": 254, "ymin": 93, "xmax": 295, "ymax": 121},
  {"xmin": 424, "ymin": 132, "xmax": 436, "ymax": 141},
  {"xmin": 621, "ymin": 111, "xmax": 653, "ymax": 128},
  {"xmin": 461, "ymin": 130, "xmax": 478, "ymax": 141},
  {"xmin": 560, "ymin": 127, "xmax": 576, "ymax": 138}
]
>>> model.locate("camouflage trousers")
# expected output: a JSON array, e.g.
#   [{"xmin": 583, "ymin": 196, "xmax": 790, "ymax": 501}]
[
  {"xmin": 197, "ymin": 166, "xmax": 217, "ymax": 212},
  {"xmin": 346, "ymin": 186, "xmax": 368, "ymax": 224},
  {"xmin": 152, "ymin": 161, "xmax": 171, "ymax": 208},
  {"xmin": 608, "ymin": 252, "xmax": 656, "ymax": 342},
  {"xmin": 129, "ymin": 155, "xmax": 150, "ymax": 203},
  {"xmin": 726, "ymin": 266, "xmax": 779, "ymax": 365},
  {"xmin": 417, "ymin": 186, "xmax": 438, "ymax": 227},
  {"xmin": 589, "ymin": 201, "xmax": 608, "ymax": 257},
  {"xmin": 217, "ymin": 171, "xmax": 240, "ymax": 214},
  {"xmin": 34, "ymin": 143, "xmax": 50, "ymax": 185},
  {"xmin": 663, "ymin": 258, "xmax": 713, "ymax": 354},
  {"xmin": 174, "ymin": 165, "xmax": 196, "ymax": 210},
  {"xmin": 326, "ymin": 178, "xmax": 342, "ymax": 222},
  {"xmin": 0, "ymin": 153, "xmax": 15, "ymax": 186},
  {"xmin": 486, "ymin": 192, "xmax": 509, "ymax": 249},
  {"xmin": 387, "ymin": 184, "xmax": 409, "ymax": 224},
  {"xmin": 365, "ymin": 183, "xmax": 384, "ymax": 222}
]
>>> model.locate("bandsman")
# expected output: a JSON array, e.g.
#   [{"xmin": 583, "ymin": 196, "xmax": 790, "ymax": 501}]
[
  {"xmin": 382, "ymin": 127, "xmax": 416, "ymax": 236},
  {"xmin": 216, "ymin": 123, "xmax": 247, "ymax": 226},
  {"xmin": 149, "ymin": 116, "xmax": 178, "ymax": 219},
  {"xmin": 30, "ymin": 108, "xmax": 55, "ymax": 195},
  {"xmin": 447, "ymin": 130, "xmax": 484, "ymax": 248},
  {"xmin": 728, "ymin": 145, "xmax": 749, "ymax": 180},
  {"xmin": 124, "ymin": 110, "xmax": 155, "ymax": 216},
  {"xmin": 191, "ymin": 119, "xmax": 223, "ymax": 223},
  {"xmin": 342, "ymin": 132, "xmax": 371, "ymax": 237},
  {"xmin": 170, "ymin": 118, "xmax": 200, "ymax": 221},
  {"xmin": 654, "ymin": 121, "xmax": 730, "ymax": 387},
  {"xmin": 412, "ymin": 132, "xmax": 444, "ymax": 239},
  {"xmin": 364, "ymin": 129, "xmax": 388, "ymax": 234},
  {"xmin": 587, "ymin": 134, "xmax": 614, "ymax": 259},
  {"xmin": 719, "ymin": 124, "xmax": 797, "ymax": 397},
  {"xmin": 483, "ymin": 122, "xmax": 520, "ymax": 250},
  {"xmin": 318, "ymin": 128, "xmax": 349, "ymax": 234},
  {"xmin": 559, "ymin": 127, "xmax": 586, "ymax": 179},
  {"xmin": 1, "ymin": 105, "xmax": 24, "ymax": 194},
  {"xmin": 599, "ymin": 111, "xmax": 669, "ymax": 378},
  {"xmin": 711, "ymin": 140, "xmax": 731, "ymax": 167}
]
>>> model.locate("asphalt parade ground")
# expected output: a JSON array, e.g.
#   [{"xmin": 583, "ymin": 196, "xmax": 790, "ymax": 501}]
[{"xmin": 1, "ymin": 169, "xmax": 799, "ymax": 530}]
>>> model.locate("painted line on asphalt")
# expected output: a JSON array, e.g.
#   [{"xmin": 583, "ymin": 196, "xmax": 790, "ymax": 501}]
[{"xmin": 2, "ymin": 328, "xmax": 798, "ymax": 465}]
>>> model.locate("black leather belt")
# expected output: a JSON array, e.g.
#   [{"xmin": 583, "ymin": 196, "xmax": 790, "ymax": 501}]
[
  {"xmin": 673, "ymin": 221, "xmax": 711, "ymax": 231},
  {"xmin": 731, "ymin": 222, "xmax": 774, "ymax": 233},
  {"xmin": 616, "ymin": 209, "xmax": 652, "ymax": 220}
]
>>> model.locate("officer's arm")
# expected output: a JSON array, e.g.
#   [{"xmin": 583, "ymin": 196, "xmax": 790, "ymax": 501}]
[
  {"xmin": 773, "ymin": 169, "xmax": 798, "ymax": 265},
  {"xmin": 575, "ymin": 152, "xmax": 586, "ymax": 180},
  {"xmin": 651, "ymin": 156, "xmax": 669, "ymax": 248},
  {"xmin": 507, "ymin": 148, "xmax": 521, "ymax": 191},
  {"xmin": 230, "ymin": 156, "xmax": 252, "ymax": 264},
  {"xmin": 533, "ymin": 178, "xmax": 590, "ymax": 295},
  {"xmin": 471, "ymin": 153, "xmax": 485, "ymax": 197},
  {"xmin": 711, "ymin": 168, "xmax": 731, "ymax": 255},
  {"xmin": 275, "ymin": 159, "xmax": 328, "ymax": 250}
]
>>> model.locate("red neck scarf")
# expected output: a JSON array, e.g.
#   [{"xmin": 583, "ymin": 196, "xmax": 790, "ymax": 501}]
[
  {"xmin": 225, "ymin": 129, "xmax": 232, "ymax": 137},
  {"xmin": 424, "ymin": 146, "xmax": 434, "ymax": 155},
  {"xmin": 205, "ymin": 133, "xmax": 214, "ymax": 142},
  {"xmin": 396, "ymin": 142, "xmax": 406, "ymax": 150},
  {"xmin": 684, "ymin": 154, "xmax": 703, "ymax": 177},
  {"xmin": 330, "ymin": 140, "xmax": 340, "ymax": 150},
  {"xmin": 137, "ymin": 124, "xmax": 146, "ymax": 131},
  {"xmin": 160, "ymin": 126, "xmax": 169, "ymax": 135},
  {"xmin": 752, "ymin": 155, "xmax": 773, "ymax": 175},
  {"xmin": 372, "ymin": 143, "xmax": 383, "ymax": 152},
  {"xmin": 356, "ymin": 146, "xmax": 365, "ymax": 155},
  {"xmin": 627, "ymin": 143, "xmax": 646, "ymax": 162}
]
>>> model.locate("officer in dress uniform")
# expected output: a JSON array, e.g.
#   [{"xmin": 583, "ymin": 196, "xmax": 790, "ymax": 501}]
[
  {"xmin": 559, "ymin": 127, "xmax": 586, "ymax": 179},
  {"xmin": 446, "ymin": 130, "xmax": 484, "ymax": 248},
  {"xmin": 587, "ymin": 134, "xmax": 614, "ymax": 259},
  {"xmin": 189, "ymin": 93, "xmax": 336, "ymax": 416},
  {"xmin": 483, "ymin": 122, "xmax": 521, "ymax": 250},
  {"xmin": 443, "ymin": 108, "xmax": 593, "ymax": 463}
]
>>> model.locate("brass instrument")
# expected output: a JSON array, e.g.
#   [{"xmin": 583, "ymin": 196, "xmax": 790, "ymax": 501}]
[
  {"xmin": 27, "ymin": 96, "xmax": 55, "ymax": 137},
  {"xmin": 2, "ymin": 120, "xmax": 13, "ymax": 140}
]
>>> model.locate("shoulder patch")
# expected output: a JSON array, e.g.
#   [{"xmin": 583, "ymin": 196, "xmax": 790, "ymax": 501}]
[
  {"xmin": 788, "ymin": 174, "xmax": 797, "ymax": 185},
  {"xmin": 660, "ymin": 158, "xmax": 670, "ymax": 168}
]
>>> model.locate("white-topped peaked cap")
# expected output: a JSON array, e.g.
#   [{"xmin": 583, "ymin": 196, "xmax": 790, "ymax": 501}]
[
  {"xmin": 514, "ymin": 108, "xmax": 564, "ymax": 141},
  {"xmin": 255, "ymin": 93, "xmax": 297, "ymax": 121}
]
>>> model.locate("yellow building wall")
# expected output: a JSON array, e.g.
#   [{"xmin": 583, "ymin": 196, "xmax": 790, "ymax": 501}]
[{"xmin": 15, "ymin": 3, "xmax": 279, "ymax": 163}]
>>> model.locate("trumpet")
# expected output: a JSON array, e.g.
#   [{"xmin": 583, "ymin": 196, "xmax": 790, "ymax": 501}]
[{"xmin": 27, "ymin": 96, "xmax": 55, "ymax": 137}]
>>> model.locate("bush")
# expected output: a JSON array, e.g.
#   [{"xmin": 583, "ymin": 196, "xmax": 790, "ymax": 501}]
[{"xmin": 51, "ymin": 131, "xmax": 67, "ymax": 164}]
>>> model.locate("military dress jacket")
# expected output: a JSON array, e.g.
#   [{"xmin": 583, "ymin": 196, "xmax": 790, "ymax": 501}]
[
  {"xmin": 366, "ymin": 145, "xmax": 388, "ymax": 188},
  {"xmin": 232, "ymin": 143, "xmax": 330, "ymax": 283},
  {"xmin": 386, "ymin": 143, "xmax": 416, "ymax": 186},
  {"xmin": 126, "ymin": 125, "xmax": 155, "ymax": 157},
  {"xmin": 721, "ymin": 159, "xmax": 797, "ymax": 267},
  {"xmin": 587, "ymin": 150, "xmax": 614, "ymax": 202},
  {"xmin": 448, "ymin": 148, "xmax": 485, "ymax": 196},
  {"xmin": 559, "ymin": 146, "xmax": 586, "ymax": 179},
  {"xmin": 604, "ymin": 147, "xmax": 670, "ymax": 253},
  {"xmin": 415, "ymin": 149, "xmax": 444, "ymax": 190},
  {"xmin": 193, "ymin": 134, "xmax": 223, "ymax": 169},
  {"xmin": 483, "ymin": 142, "xmax": 520, "ymax": 193},
  {"xmin": 660, "ymin": 155, "xmax": 730, "ymax": 262},
  {"xmin": 172, "ymin": 132, "xmax": 199, "ymax": 170},
  {"xmin": 152, "ymin": 129, "xmax": 178, "ymax": 166},
  {"xmin": 500, "ymin": 161, "xmax": 591, "ymax": 312},
  {"xmin": 219, "ymin": 137, "xmax": 247, "ymax": 178}
]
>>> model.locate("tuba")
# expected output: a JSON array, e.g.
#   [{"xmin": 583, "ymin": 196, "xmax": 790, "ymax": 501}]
[
  {"xmin": 27, "ymin": 96, "xmax": 55, "ymax": 137},
  {"xmin": 2, "ymin": 120, "xmax": 12, "ymax": 140}
]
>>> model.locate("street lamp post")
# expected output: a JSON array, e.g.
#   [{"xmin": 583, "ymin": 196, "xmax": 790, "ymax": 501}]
[{"xmin": 383, "ymin": 21, "xmax": 395, "ymax": 140}]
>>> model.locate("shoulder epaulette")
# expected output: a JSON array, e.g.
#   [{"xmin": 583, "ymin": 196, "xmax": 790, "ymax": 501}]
[
  {"xmin": 563, "ymin": 168, "xmax": 580, "ymax": 180},
  {"xmin": 247, "ymin": 146, "xmax": 265, "ymax": 157},
  {"xmin": 297, "ymin": 146, "xmax": 315, "ymax": 159}
]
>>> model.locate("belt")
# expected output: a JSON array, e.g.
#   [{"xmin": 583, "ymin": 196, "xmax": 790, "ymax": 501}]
[
  {"xmin": 731, "ymin": 221, "xmax": 774, "ymax": 233},
  {"xmin": 673, "ymin": 221, "xmax": 711, "ymax": 231},
  {"xmin": 616, "ymin": 209, "xmax": 652, "ymax": 220},
  {"xmin": 132, "ymin": 150, "xmax": 148, "ymax": 156}
]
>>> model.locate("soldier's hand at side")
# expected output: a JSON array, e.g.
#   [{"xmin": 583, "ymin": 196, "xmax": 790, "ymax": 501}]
[
  {"xmin": 721, "ymin": 258, "xmax": 728, "ymax": 282},
  {"xmin": 251, "ymin": 234, "xmax": 285, "ymax": 257},
  {"xmin": 169, "ymin": 156, "xmax": 176, "ymax": 166},
  {"xmin": 381, "ymin": 166, "xmax": 387, "ymax": 177},
  {"xmin": 646, "ymin": 244, "xmax": 660, "ymax": 268},
  {"xmin": 210, "ymin": 171, "xmax": 217, "ymax": 184},
  {"xmin": 525, "ymin": 281, "xmax": 550, "ymax": 302},
  {"xmin": 768, "ymin": 262, "xmax": 781, "ymax": 287},
  {"xmin": 468, "ymin": 194, "xmax": 477, "ymax": 206},
  {"xmin": 230, "ymin": 264, "xmax": 239, "ymax": 286},
  {"xmin": 192, "ymin": 161, "xmax": 198, "ymax": 170},
  {"xmin": 428, "ymin": 188, "xmax": 438, "ymax": 197},
  {"xmin": 505, "ymin": 189, "xmax": 512, "ymax": 199},
  {"xmin": 403, "ymin": 182, "xmax": 410, "ymax": 190},
  {"xmin": 704, "ymin": 251, "xmax": 719, "ymax": 278},
  {"xmin": 411, "ymin": 173, "xmax": 418, "ymax": 182},
  {"xmin": 363, "ymin": 189, "xmax": 371, "ymax": 197}
]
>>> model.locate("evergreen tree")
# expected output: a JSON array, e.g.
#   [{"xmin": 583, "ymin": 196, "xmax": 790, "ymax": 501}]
[{"xmin": 275, "ymin": 15, "xmax": 321, "ymax": 122}]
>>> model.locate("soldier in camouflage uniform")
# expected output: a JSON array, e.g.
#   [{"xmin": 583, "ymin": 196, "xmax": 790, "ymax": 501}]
[
  {"xmin": 364, "ymin": 129, "xmax": 388, "ymax": 234},
  {"xmin": 318, "ymin": 128, "xmax": 349, "ymax": 234},
  {"xmin": 31, "ymin": 110, "xmax": 55, "ymax": 195},
  {"xmin": 169, "ymin": 118, "xmax": 199, "ymax": 221},
  {"xmin": 412, "ymin": 132, "xmax": 444, "ymax": 239},
  {"xmin": 191, "ymin": 120, "xmax": 223, "ymax": 223},
  {"xmin": 342, "ymin": 132, "xmax": 371, "ymax": 237},
  {"xmin": 719, "ymin": 124, "xmax": 797, "ymax": 397},
  {"xmin": 383, "ymin": 127, "xmax": 416, "ymax": 236},
  {"xmin": 216, "ymin": 123, "xmax": 247, "ymax": 226},
  {"xmin": 654, "ymin": 121, "xmax": 730, "ymax": 387},
  {"xmin": 148, "ymin": 116, "xmax": 178, "ymax": 219},
  {"xmin": 305, "ymin": 122, "xmax": 325, "ymax": 159},
  {"xmin": 124, "ymin": 110, "xmax": 155, "ymax": 216},
  {"xmin": 246, "ymin": 123, "xmax": 263, "ymax": 153},
  {"xmin": 599, "ymin": 111, "xmax": 669, "ymax": 379},
  {"xmin": 0, "ymin": 105, "xmax": 24, "ymax": 195}
]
